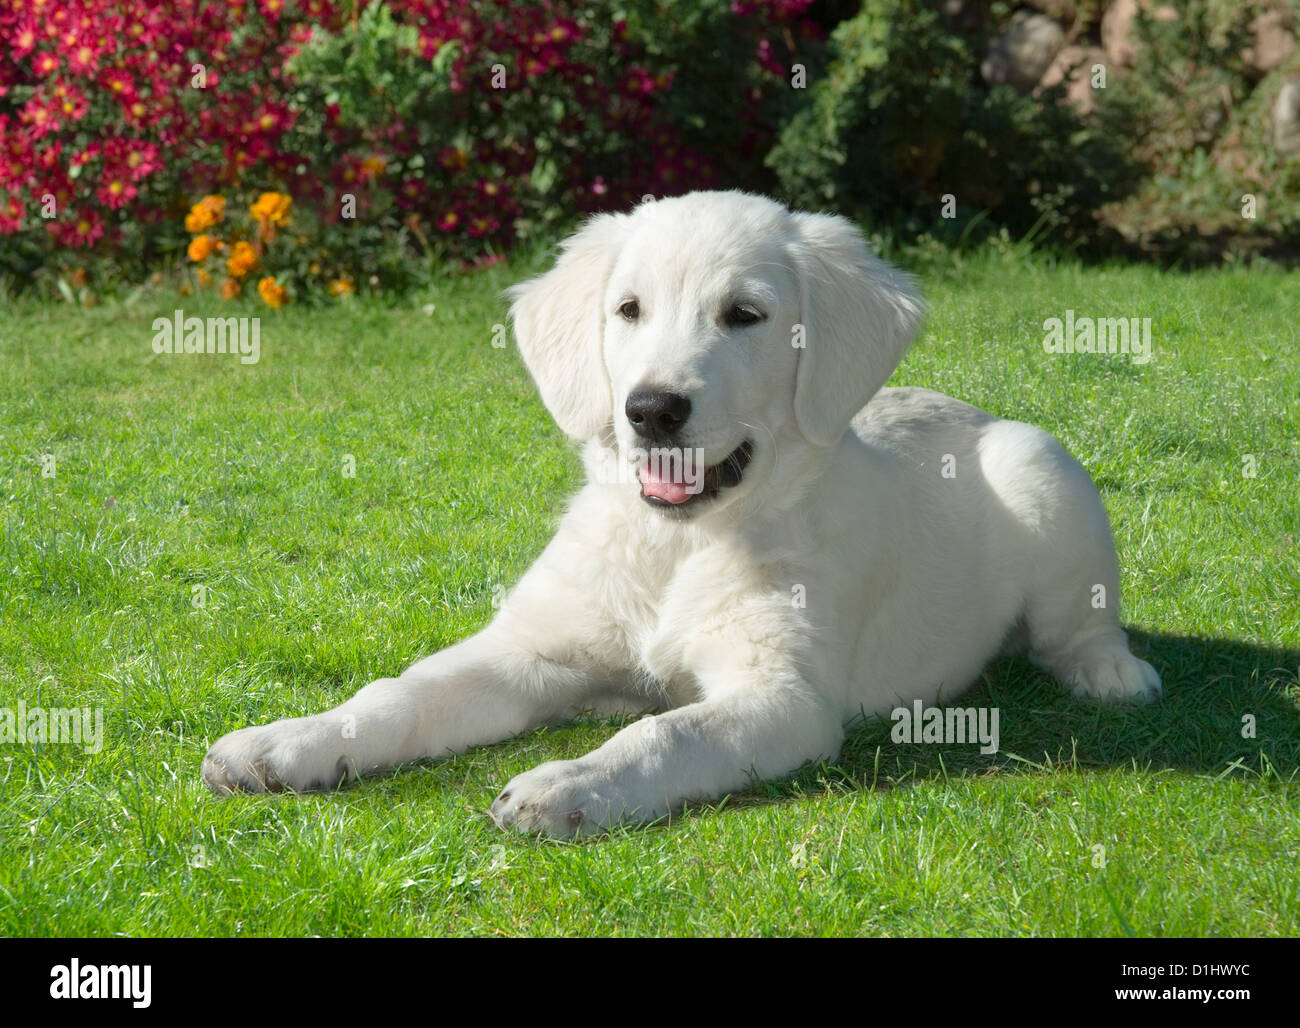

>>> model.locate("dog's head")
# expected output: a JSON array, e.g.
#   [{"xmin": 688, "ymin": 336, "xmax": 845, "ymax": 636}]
[{"xmin": 509, "ymin": 191, "xmax": 923, "ymax": 519}]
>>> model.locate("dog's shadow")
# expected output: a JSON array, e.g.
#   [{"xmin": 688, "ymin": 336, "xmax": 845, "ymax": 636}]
[
  {"xmin": 739, "ymin": 628, "xmax": 1300, "ymax": 811},
  {"xmin": 393, "ymin": 629, "xmax": 1298, "ymax": 828}
]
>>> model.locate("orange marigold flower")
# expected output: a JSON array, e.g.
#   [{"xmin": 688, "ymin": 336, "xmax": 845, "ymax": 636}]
[
  {"xmin": 220, "ymin": 277, "xmax": 241, "ymax": 300},
  {"xmin": 185, "ymin": 195, "xmax": 226, "ymax": 233},
  {"xmin": 226, "ymin": 240, "xmax": 259, "ymax": 279},
  {"xmin": 249, "ymin": 192, "xmax": 292, "ymax": 225},
  {"xmin": 361, "ymin": 156, "xmax": 387, "ymax": 177},
  {"xmin": 258, "ymin": 276, "xmax": 288, "ymax": 308},
  {"xmin": 328, "ymin": 277, "xmax": 356, "ymax": 296},
  {"xmin": 196, "ymin": 268, "xmax": 213, "ymax": 288},
  {"xmin": 187, "ymin": 234, "xmax": 220, "ymax": 262}
]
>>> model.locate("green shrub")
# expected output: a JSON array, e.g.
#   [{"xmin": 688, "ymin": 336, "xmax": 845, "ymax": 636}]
[
  {"xmin": 1093, "ymin": 0, "xmax": 1300, "ymax": 260},
  {"xmin": 768, "ymin": 0, "xmax": 1143, "ymax": 250}
]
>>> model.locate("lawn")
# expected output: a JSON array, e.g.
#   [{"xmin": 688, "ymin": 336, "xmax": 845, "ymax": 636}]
[{"xmin": 1, "ymin": 247, "xmax": 1297, "ymax": 936}]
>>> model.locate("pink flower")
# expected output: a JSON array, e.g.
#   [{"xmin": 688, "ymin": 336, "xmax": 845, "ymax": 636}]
[
  {"xmin": 67, "ymin": 41, "xmax": 101, "ymax": 76},
  {"xmin": 97, "ymin": 175, "xmax": 138, "ymax": 210},
  {"xmin": 12, "ymin": 22, "xmax": 39, "ymax": 58}
]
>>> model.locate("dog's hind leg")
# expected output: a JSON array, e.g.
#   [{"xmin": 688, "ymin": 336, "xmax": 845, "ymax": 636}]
[
  {"xmin": 981, "ymin": 421, "xmax": 1162, "ymax": 704},
  {"xmin": 1022, "ymin": 478, "xmax": 1162, "ymax": 704}
]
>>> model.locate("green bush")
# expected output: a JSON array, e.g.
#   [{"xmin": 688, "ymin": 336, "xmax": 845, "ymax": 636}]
[
  {"xmin": 1093, "ymin": 0, "xmax": 1300, "ymax": 260},
  {"xmin": 767, "ymin": 0, "xmax": 1142, "ymax": 251}
]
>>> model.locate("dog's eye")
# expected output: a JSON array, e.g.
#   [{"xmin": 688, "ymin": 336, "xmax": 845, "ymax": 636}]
[
  {"xmin": 618, "ymin": 299, "xmax": 640, "ymax": 322},
  {"xmin": 724, "ymin": 304, "xmax": 764, "ymax": 328}
]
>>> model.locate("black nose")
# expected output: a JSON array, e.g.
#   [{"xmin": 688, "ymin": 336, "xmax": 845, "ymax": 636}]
[{"xmin": 625, "ymin": 388, "xmax": 691, "ymax": 441}]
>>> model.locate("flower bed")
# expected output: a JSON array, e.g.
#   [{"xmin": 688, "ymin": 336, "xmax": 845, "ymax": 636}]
[{"xmin": 0, "ymin": 0, "xmax": 815, "ymax": 301}]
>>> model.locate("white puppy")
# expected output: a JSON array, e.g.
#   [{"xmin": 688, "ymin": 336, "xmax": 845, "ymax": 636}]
[{"xmin": 203, "ymin": 191, "xmax": 1161, "ymax": 835}]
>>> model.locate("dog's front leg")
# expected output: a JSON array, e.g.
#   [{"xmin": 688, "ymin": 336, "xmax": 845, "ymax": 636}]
[
  {"xmin": 490, "ymin": 677, "xmax": 844, "ymax": 837},
  {"xmin": 202, "ymin": 535, "xmax": 628, "ymax": 794}
]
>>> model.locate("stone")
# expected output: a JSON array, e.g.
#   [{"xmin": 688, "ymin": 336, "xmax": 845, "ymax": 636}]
[
  {"xmin": 1039, "ymin": 45, "xmax": 1111, "ymax": 114},
  {"xmin": 1273, "ymin": 78, "xmax": 1300, "ymax": 154},
  {"xmin": 981, "ymin": 11, "xmax": 1067, "ymax": 91},
  {"xmin": 1102, "ymin": 0, "xmax": 1178, "ymax": 68},
  {"xmin": 1243, "ymin": 8, "xmax": 1296, "ymax": 78},
  {"xmin": 1102, "ymin": 0, "xmax": 1139, "ymax": 67}
]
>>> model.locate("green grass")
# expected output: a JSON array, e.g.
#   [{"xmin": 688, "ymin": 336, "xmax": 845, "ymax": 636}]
[{"xmin": 1, "ymin": 249, "xmax": 1298, "ymax": 936}]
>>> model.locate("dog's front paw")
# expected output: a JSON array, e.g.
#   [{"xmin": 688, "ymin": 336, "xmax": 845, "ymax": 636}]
[
  {"xmin": 489, "ymin": 759, "xmax": 647, "ymax": 838},
  {"xmin": 1069, "ymin": 646, "xmax": 1163, "ymax": 705},
  {"xmin": 202, "ymin": 717, "xmax": 351, "ymax": 795}
]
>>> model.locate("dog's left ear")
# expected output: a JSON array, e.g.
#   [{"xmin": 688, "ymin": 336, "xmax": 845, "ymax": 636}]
[
  {"xmin": 788, "ymin": 211, "xmax": 924, "ymax": 447},
  {"xmin": 508, "ymin": 212, "xmax": 629, "ymax": 441}
]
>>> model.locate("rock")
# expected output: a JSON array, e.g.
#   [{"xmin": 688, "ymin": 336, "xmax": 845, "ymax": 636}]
[
  {"xmin": 1102, "ymin": 0, "xmax": 1178, "ymax": 68},
  {"xmin": 981, "ymin": 11, "xmax": 1066, "ymax": 91},
  {"xmin": 1274, "ymin": 78, "xmax": 1300, "ymax": 154},
  {"xmin": 1102, "ymin": 0, "xmax": 1139, "ymax": 66},
  {"xmin": 1243, "ymin": 8, "xmax": 1296, "ymax": 78},
  {"xmin": 1039, "ymin": 45, "xmax": 1110, "ymax": 114}
]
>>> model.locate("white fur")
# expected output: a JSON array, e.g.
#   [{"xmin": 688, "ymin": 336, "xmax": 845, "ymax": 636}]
[{"xmin": 202, "ymin": 191, "xmax": 1161, "ymax": 836}]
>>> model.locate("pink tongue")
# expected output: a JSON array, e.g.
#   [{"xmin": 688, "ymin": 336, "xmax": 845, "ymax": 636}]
[{"xmin": 639, "ymin": 457, "xmax": 694, "ymax": 504}]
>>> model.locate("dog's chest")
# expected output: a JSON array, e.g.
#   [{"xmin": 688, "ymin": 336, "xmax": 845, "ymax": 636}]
[
  {"xmin": 624, "ymin": 543, "xmax": 782, "ymax": 706},
  {"xmin": 622, "ymin": 571, "xmax": 705, "ymax": 704}
]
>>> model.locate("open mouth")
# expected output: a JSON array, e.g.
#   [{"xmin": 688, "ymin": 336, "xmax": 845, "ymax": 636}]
[{"xmin": 638, "ymin": 440, "xmax": 753, "ymax": 512}]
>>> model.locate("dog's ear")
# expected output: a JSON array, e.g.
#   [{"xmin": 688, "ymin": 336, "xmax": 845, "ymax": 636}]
[
  {"xmin": 508, "ymin": 213, "xmax": 629, "ymax": 441},
  {"xmin": 788, "ymin": 212, "xmax": 924, "ymax": 447}
]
